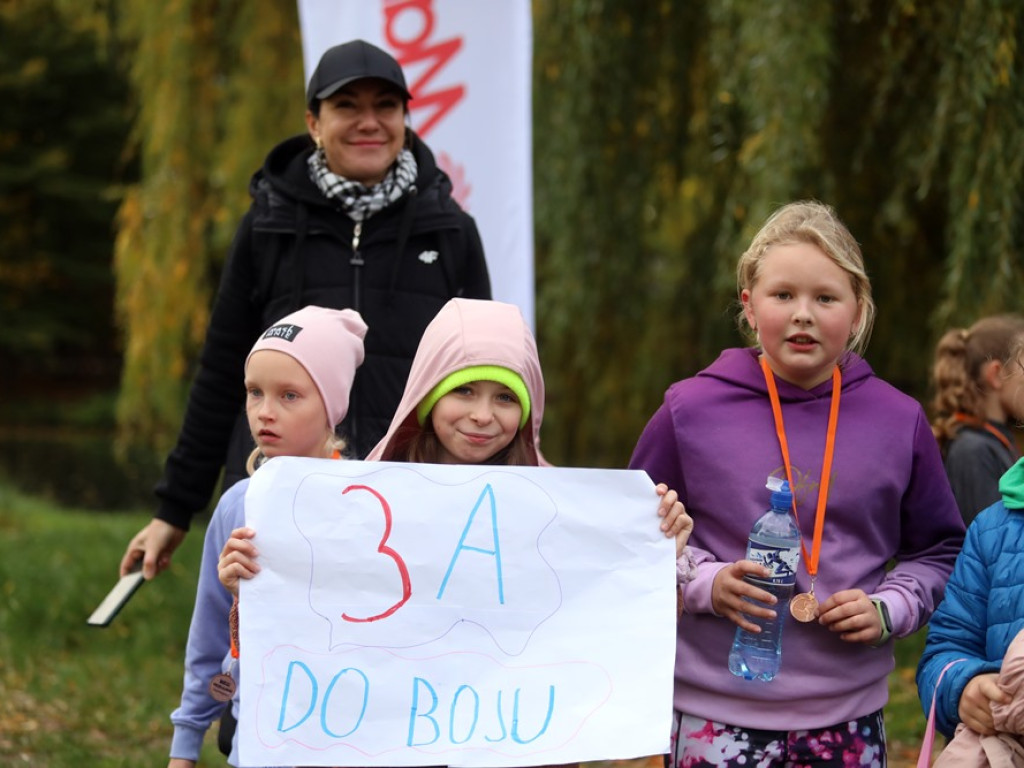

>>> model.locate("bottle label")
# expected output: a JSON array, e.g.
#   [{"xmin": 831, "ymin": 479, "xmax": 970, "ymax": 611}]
[{"xmin": 747, "ymin": 542, "xmax": 799, "ymax": 583}]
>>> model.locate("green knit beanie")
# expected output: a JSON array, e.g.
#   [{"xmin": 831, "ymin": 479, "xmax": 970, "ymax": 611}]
[{"xmin": 416, "ymin": 365, "xmax": 531, "ymax": 429}]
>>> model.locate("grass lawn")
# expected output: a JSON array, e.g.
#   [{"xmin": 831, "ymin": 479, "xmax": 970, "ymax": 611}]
[
  {"xmin": 0, "ymin": 481, "xmax": 222, "ymax": 766},
  {"xmin": 0, "ymin": 480, "xmax": 931, "ymax": 767}
]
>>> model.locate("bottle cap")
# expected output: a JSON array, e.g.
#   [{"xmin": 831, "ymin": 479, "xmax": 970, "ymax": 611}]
[{"xmin": 766, "ymin": 476, "xmax": 793, "ymax": 509}]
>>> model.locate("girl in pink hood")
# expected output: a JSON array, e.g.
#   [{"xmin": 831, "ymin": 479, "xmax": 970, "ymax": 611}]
[
  {"xmin": 366, "ymin": 297, "xmax": 547, "ymax": 466},
  {"xmin": 365, "ymin": 299, "xmax": 689, "ymax": 548},
  {"xmin": 366, "ymin": 297, "xmax": 692, "ymax": 768}
]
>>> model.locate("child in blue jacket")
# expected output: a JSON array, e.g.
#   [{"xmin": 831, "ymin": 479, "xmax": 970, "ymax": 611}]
[{"xmin": 917, "ymin": 456, "xmax": 1024, "ymax": 742}]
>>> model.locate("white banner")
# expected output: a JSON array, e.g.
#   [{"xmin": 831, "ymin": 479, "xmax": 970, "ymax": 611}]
[
  {"xmin": 297, "ymin": 0, "xmax": 535, "ymax": 326},
  {"xmin": 238, "ymin": 457, "xmax": 676, "ymax": 766}
]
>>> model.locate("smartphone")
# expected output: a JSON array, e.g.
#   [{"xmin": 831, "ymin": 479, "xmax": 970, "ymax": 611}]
[{"xmin": 87, "ymin": 563, "xmax": 146, "ymax": 627}]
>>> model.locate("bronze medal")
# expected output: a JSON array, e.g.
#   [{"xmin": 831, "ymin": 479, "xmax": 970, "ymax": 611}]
[
  {"xmin": 790, "ymin": 591, "xmax": 819, "ymax": 623},
  {"xmin": 209, "ymin": 673, "xmax": 237, "ymax": 702}
]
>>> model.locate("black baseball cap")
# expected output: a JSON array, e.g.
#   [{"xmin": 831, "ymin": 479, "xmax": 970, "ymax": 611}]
[{"xmin": 306, "ymin": 39, "xmax": 413, "ymax": 107}]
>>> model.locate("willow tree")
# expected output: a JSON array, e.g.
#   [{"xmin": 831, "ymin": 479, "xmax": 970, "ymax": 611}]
[
  {"xmin": 114, "ymin": 1, "xmax": 1023, "ymax": 468},
  {"xmin": 534, "ymin": 0, "xmax": 839, "ymax": 466},
  {"xmin": 533, "ymin": 0, "xmax": 1024, "ymax": 467},
  {"xmin": 894, "ymin": 1, "xmax": 1024, "ymax": 328},
  {"xmin": 533, "ymin": 1, "xmax": 700, "ymax": 467},
  {"xmin": 840, "ymin": 1, "xmax": 1024, "ymax": 390},
  {"xmin": 113, "ymin": 1, "xmax": 302, "ymax": 457},
  {"xmin": 0, "ymin": 0, "xmax": 130, "ymax": 377}
]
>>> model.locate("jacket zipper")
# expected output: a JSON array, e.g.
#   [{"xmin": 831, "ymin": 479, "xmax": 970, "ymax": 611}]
[
  {"xmin": 348, "ymin": 220, "xmax": 364, "ymax": 449},
  {"xmin": 350, "ymin": 221, "xmax": 363, "ymax": 312}
]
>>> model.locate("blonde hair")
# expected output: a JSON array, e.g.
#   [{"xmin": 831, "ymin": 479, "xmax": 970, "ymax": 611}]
[
  {"xmin": 245, "ymin": 433, "xmax": 348, "ymax": 475},
  {"xmin": 930, "ymin": 314, "xmax": 1024, "ymax": 447},
  {"xmin": 736, "ymin": 200, "xmax": 876, "ymax": 357}
]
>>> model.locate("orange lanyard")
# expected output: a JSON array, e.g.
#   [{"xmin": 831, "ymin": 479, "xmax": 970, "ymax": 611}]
[
  {"xmin": 953, "ymin": 412, "xmax": 1018, "ymax": 457},
  {"xmin": 760, "ymin": 356, "xmax": 841, "ymax": 582},
  {"xmin": 229, "ymin": 596, "xmax": 240, "ymax": 659}
]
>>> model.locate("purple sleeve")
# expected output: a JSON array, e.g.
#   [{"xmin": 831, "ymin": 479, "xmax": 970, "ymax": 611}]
[
  {"xmin": 629, "ymin": 401, "xmax": 685, "ymax": 495},
  {"xmin": 877, "ymin": 409, "xmax": 966, "ymax": 638},
  {"xmin": 168, "ymin": 486, "xmax": 244, "ymax": 759},
  {"xmin": 629, "ymin": 399, "xmax": 727, "ymax": 615}
]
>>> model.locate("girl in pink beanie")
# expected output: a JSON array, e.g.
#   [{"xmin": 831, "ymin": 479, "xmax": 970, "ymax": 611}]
[
  {"xmin": 166, "ymin": 305, "xmax": 366, "ymax": 768},
  {"xmin": 244, "ymin": 304, "xmax": 368, "ymax": 472}
]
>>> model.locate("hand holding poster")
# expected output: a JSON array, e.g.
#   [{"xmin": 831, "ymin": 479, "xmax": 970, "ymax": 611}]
[{"xmin": 237, "ymin": 457, "xmax": 675, "ymax": 766}]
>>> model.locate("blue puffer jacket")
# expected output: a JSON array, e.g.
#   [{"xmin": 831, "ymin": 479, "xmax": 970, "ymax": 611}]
[{"xmin": 916, "ymin": 457, "xmax": 1024, "ymax": 738}]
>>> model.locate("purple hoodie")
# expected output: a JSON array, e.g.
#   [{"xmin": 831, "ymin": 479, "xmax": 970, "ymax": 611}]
[{"xmin": 630, "ymin": 347, "xmax": 964, "ymax": 730}]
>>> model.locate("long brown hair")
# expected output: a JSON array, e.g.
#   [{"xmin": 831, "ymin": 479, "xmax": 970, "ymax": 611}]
[
  {"xmin": 930, "ymin": 314, "xmax": 1024, "ymax": 447},
  {"xmin": 388, "ymin": 418, "xmax": 538, "ymax": 466}
]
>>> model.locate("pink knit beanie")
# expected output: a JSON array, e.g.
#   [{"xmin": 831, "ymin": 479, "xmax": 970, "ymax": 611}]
[{"xmin": 246, "ymin": 306, "xmax": 368, "ymax": 428}]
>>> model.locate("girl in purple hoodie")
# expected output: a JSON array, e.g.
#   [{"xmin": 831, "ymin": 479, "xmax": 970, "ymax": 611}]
[{"xmin": 630, "ymin": 201, "xmax": 964, "ymax": 767}]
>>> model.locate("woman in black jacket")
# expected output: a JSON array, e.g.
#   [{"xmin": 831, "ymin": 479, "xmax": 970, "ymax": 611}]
[{"xmin": 121, "ymin": 39, "xmax": 490, "ymax": 582}]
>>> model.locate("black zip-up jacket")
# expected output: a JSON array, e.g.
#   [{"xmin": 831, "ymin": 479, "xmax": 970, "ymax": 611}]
[{"xmin": 155, "ymin": 132, "xmax": 490, "ymax": 530}]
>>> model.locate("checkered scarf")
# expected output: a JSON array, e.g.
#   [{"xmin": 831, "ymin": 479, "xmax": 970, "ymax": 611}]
[{"xmin": 308, "ymin": 146, "xmax": 418, "ymax": 222}]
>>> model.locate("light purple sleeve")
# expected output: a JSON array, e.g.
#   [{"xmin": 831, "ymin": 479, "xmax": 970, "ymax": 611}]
[
  {"xmin": 872, "ymin": 410, "xmax": 965, "ymax": 638},
  {"xmin": 168, "ymin": 482, "xmax": 246, "ymax": 760}
]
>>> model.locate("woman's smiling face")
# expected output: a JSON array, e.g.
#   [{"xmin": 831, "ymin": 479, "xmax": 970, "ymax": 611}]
[
  {"xmin": 306, "ymin": 78, "xmax": 406, "ymax": 185},
  {"xmin": 742, "ymin": 242, "xmax": 861, "ymax": 390}
]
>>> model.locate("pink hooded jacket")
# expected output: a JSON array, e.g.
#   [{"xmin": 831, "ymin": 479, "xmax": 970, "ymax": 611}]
[
  {"xmin": 934, "ymin": 628, "xmax": 1024, "ymax": 767},
  {"xmin": 366, "ymin": 298, "xmax": 546, "ymax": 465}
]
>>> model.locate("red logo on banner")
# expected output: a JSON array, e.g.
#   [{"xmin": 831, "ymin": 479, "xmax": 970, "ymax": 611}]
[
  {"xmin": 438, "ymin": 151, "xmax": 472, "ymax": 209},
  {"xmin": 384, "ymin": 0, "xmax": 466, "ymax": 139}
]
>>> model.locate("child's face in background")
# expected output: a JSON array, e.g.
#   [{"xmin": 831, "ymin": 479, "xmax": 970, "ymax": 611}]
[
  {"xmin": 430, "ymin": 380, "xmax": 523, "ymax": 464},
  {"xmin": 999, "ymin": 350, "xmax": 1024, "ymax": 422},
  {"xmin": 742, "ymin": 242, "xmax": 861, "ymax": 390},
  {"xmin": 245, "ymin": 350, "xmax": 332, "ymax": 461}
]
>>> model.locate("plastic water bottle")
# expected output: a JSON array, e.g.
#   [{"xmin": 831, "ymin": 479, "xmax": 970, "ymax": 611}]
[{"xmin": 728, "ymin": 477, "xmax": 801, "ymax": 682}]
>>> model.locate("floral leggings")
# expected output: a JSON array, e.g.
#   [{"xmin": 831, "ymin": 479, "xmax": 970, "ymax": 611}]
[{"xmin": 667, "ymin": 709, "xmax": 887, "ymax": 768}]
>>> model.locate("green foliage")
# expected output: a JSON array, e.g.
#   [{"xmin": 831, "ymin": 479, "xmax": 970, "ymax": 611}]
[
  {"xmin": 532, "ymin": 1, "xmax": 1024, "ymax": 466},
  {"xmin": 0, "ymin": 0, "xmax": 132, "ymax": 373},
  {"xmin": 925, "ymin": 2, "xmax": 1024, "ymax": 327},
  {"xmin": 0, "ymin": 481, "xmax": 220, "ymax": 766},
  {"xmin": 113, "ymin": 0, "xmax": 303, "ymax": 456},
  {"xmin": 534, "ymin": 0, "xmax": 704, "ymax": 466},
  {"xmin": 843, "ymin": 1, "xmax": 1024, "ymax": 390},
  {"xmin": 106, "ymin": 1, "xmax": 1024, "ymax": 468}
]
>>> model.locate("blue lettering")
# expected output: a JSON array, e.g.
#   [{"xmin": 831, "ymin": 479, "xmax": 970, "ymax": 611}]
[
  {"xmin": 321, "ymin": 667, "xmax": 369, "ymax": 738},
  {"xmin": 277, "ymin": 661, "xmax": 318, "ymax": 732},
  {"xmin": 407, "ymin": 676, "xmax": 440, "ymax": 746},
  {"xmin": 485, "ymin": 689, "xmax": 508, "ymax": 742},
  {"xmin": 449, "ymin": 684, "xmax": 480, "ymax": 744},
  {"xmin": 437, "ymin": 484, "xmax": 504, "ymax": 603},
  {"xmin": 511, "ymin": 686, "xmax": 555, "ymax": 744}
]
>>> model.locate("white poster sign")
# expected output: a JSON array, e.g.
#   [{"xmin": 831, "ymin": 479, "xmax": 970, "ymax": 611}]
[
  {"xmin": 238, "ymin": 457, "xmax": 675, "ymax": 766},
  {"xmin": 297, "ymin": 0, "xmax": 535, "ymax": 326}
]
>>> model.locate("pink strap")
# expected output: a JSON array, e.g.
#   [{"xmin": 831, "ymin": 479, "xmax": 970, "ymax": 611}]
[{"xmin": 918, "ymin": 658, "xmax": 967, "ymax": 767}]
